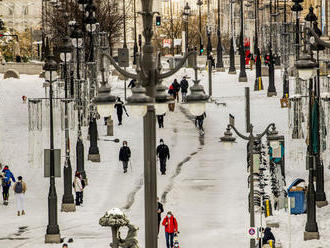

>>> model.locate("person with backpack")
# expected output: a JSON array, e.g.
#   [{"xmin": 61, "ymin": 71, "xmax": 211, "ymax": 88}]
[
  {"xmin": 2, "ymin": 165, "xmax": 15, "ymax": 205},
  {"xmin": 162, "ymin": 211, "xmax": 178, "ymax": 248},
  {"xmin": 180, "ymin": 76, "xmax": 189, "ymax": 102},
  {"xmin": 13, "ymin": 176, "xmax": 27, "ymax": 216},
  {"xmin": 73, "ymin": 171, "xmax": 84, "ymax": 206},
  {"xmin": 119, "ymin": 141, "xmax": 131, "ymax": 173},
  {"xmin": 156, "ymin": 139, "xmax": 170, "ymax": 175},
  {"xmin": 114, "ymin": 97, "xmax": 129, "ymax": 126}
]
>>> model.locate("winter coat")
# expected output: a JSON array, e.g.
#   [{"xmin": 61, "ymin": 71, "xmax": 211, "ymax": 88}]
[
  {"xmin": 157, "ymin": 144, "xmax": 170, "ymax": 160},
  {"xmin": 119, "ymin": 146, "xmax": 131, "ymax": 162},
  {"xmin": 168, "ymin": 84, "xmax": 175, "ymax": 96},
  {"xmin": 262, "ymin": 227, "xmax": 275, "ymax": 245},
  {"xmin": 74, "ymin": 176, "xmax": 84, "ymax": 193},
  {"xmin": 158, "ymin": 202, "xmax": 164, "ymax": 221},
  {"xmin": 196, "ymin": 112, "xmax": 206, "ymax": 120},
  {"xmin": 172, "ymin": 81, "xmax": 181, "ymax": 93},
  {"xmin": 162, "ymin": 215, "xmax": 178, "ymax": 233},
  {"xmin": 180, "ymin": 79, "xmax": 189, "ymax": 93},
  {"xmin": 13, "ymin": 181, "xmax": 27, "ymax": 193},
  {"xmin": 114, "ymin": 100, "xmax": 126, "ymax": 114},
  {"xmin": 2, "ymin": 168, "xmax": 15, "ymax": 187}
]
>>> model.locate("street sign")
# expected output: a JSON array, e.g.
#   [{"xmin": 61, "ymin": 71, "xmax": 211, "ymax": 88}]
[{"xmin": 247, "ymin": 227, "xmax": 257, "ymax": 239}]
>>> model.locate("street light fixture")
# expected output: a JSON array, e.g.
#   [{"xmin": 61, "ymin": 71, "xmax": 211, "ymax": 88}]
[
  {"xmin": 183, "ymin": 2, "xmax": 191, "ymax": 55},
  {"xmin": 44, "ymin": 48, "xmax": 61, "ymax": 244},
  {"xmin": 59, "ymin": 36, "xmax": 76, "ymax": 212},
  {"xmin": 197, "ymin": 0, "xmax": 203, "ymax": 56},
  {"xmin": 238, "ymin": 0, "xmax": 247, "ymax": 82},
  {"xmin": 216, "ymin": 0, "xmax": 224, "ymax": 71}
]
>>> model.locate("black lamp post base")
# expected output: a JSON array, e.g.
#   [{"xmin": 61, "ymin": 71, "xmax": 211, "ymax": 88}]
[
  {"xmin": 239, "ymin": 75, "xmax": 248, "ymax": 82},
  {"xmin": 304, "ymin": 231, "xmax": 319, "ymax": 241},
  {"xmin": 267, "ymin": 91, "xmax": 277, "ymax": 97},
  {"xmin": 45, "ymin": 233, "xmax": 61, "ymax": 243},
  {"xmin": 88, "ymin": 153, "xmax": 101, "ymax": 162},
  {"xmin": 228, "ymin": 69, "xmax": 237, "ymax": 74},
  {"xmin": 61, "ymin": 203, "xmax": 76, "ymax": 212},
  {"xmin": 254, "ymin": 77, "xmax": 263, "ymax": 91},
  {"xmin": 316, "ymin": 199, "xmax": 328, "ymax": 208}
]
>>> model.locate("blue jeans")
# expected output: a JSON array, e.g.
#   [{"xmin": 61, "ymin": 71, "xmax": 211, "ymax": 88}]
[{"xmin": 165, "ymin": 232, "xmax": 174, "ymax": 248}]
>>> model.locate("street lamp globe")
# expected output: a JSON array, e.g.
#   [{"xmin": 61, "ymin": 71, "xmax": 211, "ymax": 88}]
[
  {"xmin": 70, "ymin": 25, "xmax": 83, "ymax": 48},
  {"xmin": 126, "ymin": 84, "xmax": 152, "ymax": 117},
  {"xmin": 44, "ymin": 55, "xmax": 58, "ymax": 82},
  {"xmin": 196, "ymin": 0, "xmax": 203, "ymax": 6},
  {"xmin": 85, "ymin": 12, "xmax": 97, "ymax": 32},
  {"xmin": 185, "ymin": 80, "xmax": 208, "ymax": 116},
  {"xmin": 184, "ymin": 2, "xmax": 191, "ymax": 16},
  {"xmin": 155, "ymin": 83, "xmax": 171, "ymax": 116},
  {"xmin": 78, "ymin": 0, "xmax": 88, "ymax": 11},
  {"xmin": 94, "ymin": 80, "xmax": 117, "ymax": 117},
  {"xmin": 59, "ymin": 36, "xmax": 73, "ymax": 62},
  {"xmin": 295, "ymin": 56, "xmax": 317, "ymax": 81}
]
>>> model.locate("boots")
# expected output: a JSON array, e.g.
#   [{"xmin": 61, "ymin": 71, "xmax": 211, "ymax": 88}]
[
  {"xmin": 22, "ymin": 210, "xmax": 25, "ymax": 215},
  {"xmin": 17, "ymin": 211, "xmax": 20, "ymax": 216}
]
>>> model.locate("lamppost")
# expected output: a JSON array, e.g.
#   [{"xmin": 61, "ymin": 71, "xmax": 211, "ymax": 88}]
[
  {"xmin": 197, "ymin": 0, "xmax": 203, "ymax": 55},
  {"xmin": 280, "ymin": 0, "xmax": 289, "ymax": 100},
  {"xmin": 238, "ymin": 0, "xmax": 247, "ymax": 82},
  {"xmin": 133, "ymin": 0, "xmax": 138, "ymax": 65},
  {"xmin": 97, "ymin": 1, "xmax": 208, "ymax": 247},
  {"xmin": 122, "ymin": 0, "xmax": 127, "ymax": 49},
  {"xmin": 228, "ymin": 0, "xmax": 236, "ymax": 74},
  {"xmin": 44, "ymin": 47, "xmax": 61, "ymax": 244},
  {"xmin": 70, "ymin": 23, "xmax": 87, "ymax": 180},
  {"xmin": 267, "ymin": 0, "xmax": 277, "ymax": 96},
  {"xmin": 254, "ymin": 0, "xmax": 263, "ymax": 90},
  {"xmin": 60, "ymin": 36, "xmax": 76, "ymax": 212},
  {"xmin": 206, "ymin": 0, "xmax": 212, "ymax": 59},
  {"xmin": 216, "ymin": 0, "xmax": 225, "ymax": 71},
  {"xmin": 220, "ymin": 121, "xmax": 276, "ymax": 248},
  {"xmin": 170, "ymin": 0, "xmax": 174, "ymax": 56},
  {"xmin": 291, "ymin": 0, "xmax": 303, "ymax": 60},
  {"xmin": 183, "ymin": 2, "xmax": 191, "ymax": 55}
]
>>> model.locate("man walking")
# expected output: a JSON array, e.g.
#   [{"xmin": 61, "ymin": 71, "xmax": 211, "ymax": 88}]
[
  {"xmin": 2, "ymin": 165, "xmax": 15, "ymax": 205},
  {"xmin": 114, "ymin": 97, "xmax": 128, "ymax": 125},
  {"xmin": 162, "ymin": 211, "xmax": 178, "ymax": 248},
  {"xmin": 157, "ymin": 197, "xmax": 164, "ymax": 234},
  {"xmin": 13, "ymin": 176, "xmax": 27, "ymax": 216},
  {"xmin": 119, "ymin": 141, "xmax": 131, "ymax": 173},
  {"xmin": 180, "ymin": 76, "xmax": 189, "ymax": 102},
  {"xmin": 156, "ymin": 139, "xmax": 170, "ymax": 175},
  {"xmin": 73, "ymin": 171, "xmax": 84, "ymax": 206},
  {"xmin": 157, "ymin": 114, "xmax": 165, "ymax": 128}
]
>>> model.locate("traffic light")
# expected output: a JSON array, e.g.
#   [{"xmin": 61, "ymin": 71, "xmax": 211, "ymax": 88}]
[
  {"xmin": 156, "ymin": 16, "xmax": 161, "ymax": 26},
  {"xmin": 200, "ymin": 45, "xmax": 204, "ymax": 55}
]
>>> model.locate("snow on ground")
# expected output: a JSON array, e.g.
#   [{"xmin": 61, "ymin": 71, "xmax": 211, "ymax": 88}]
[{"xmin": 0, "ymin": 67, "xmax": 329, "ymax": 248}]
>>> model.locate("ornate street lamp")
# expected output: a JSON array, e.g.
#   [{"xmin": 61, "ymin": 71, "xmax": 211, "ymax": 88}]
[
  {"xmin": 183, "ymin": 2, "xmax": 191, "ymax": 55},
  {"xmin": 254, "ymin": 0, "xmax": 263, "ymax": 91},
  {"xmin": 216, "ymin": 0, "xmax": 224, "ymax": 71},
  {"xmin": 238, "ymin": 0, "xmax": 247, "ymax": 82},
  {"xmin": 133, "ymin": 0, "xmax": 138, "ymax": 64},
  {"xmin": 197, "ymin": 0, "xmax": 203, "ymax": 56},
  {"xmin": 44, "ymin": 48, "xmax": 61, "ymax": 244},
  {"xmin": 267, "ymin": 0, "xmax": 277, "ymax": 96},
  {"xmin": 59, "ymin": 36, "xmax": 76, "ymax": 212},
  {"xmin": 228, "ymin": 0, "xmax": 236, "ymax": 74}
]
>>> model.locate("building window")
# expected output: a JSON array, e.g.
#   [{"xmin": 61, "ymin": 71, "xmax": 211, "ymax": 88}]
[{"xmin": 23, "ymin": 6, "xmax": 29, "ymax": 16}]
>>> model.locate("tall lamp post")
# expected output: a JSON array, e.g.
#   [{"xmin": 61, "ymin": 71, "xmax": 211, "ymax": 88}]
[
  {"xmin": 60, "ymin": 36, "xmax": 76, "ymax": 212},
  {"xmin": 197, "ymin": 0, "xmax": 203, "ymax": 55},
  {"xmin": 221, "ymin": 121, "xmax": 276, "ymax": 248},
  {"xmin": 254, "ymin": 0, "xmax": 263, "ymax": 90},
  {"xmin": 228, "ymin": 0, "xmax": 236, "ymax": 74},
  {"xmin": 170, "ymin": 0, "xmax": 174, "ymax": 56},
  {"xmin": 133, "ymin": 0, "xmax": 138, "ymax": 65},
  {"xmin": 97, "ymin": 1, "xmax": 208, "ymax": 247},
  {"xmin": 206, "ymin": 0, "xmax": 212, "ymax": 59},
  {"xmin": 216, "ymin": 0, "xmax": 225, "ymax": 71},
  {"xmin": 281, "ymin": 0, "xmax": 289, "ymax": 100},
  {"xmin": 44, "ymin": 48, "xmax": 61, "ymax": 244},
  {"xmin": 183, "ymin": 3, "xmax": 191, "ymax": 55},
  {"xmin": 267, "ymin": 0, "xmax": 277, "ymax": 96},
  {"xmin": 238, "ymin": 0, "xmax": 247, "ymax": 82}
]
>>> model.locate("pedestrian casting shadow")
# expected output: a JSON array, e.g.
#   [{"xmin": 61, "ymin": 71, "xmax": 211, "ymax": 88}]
[{"xmin": 0, "ymin": 226, "xmax": 29, "ymax": 241}]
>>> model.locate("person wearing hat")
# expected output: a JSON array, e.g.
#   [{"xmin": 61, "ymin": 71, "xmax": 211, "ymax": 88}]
[
  {"xmin": 119, "ymin": 141, "xmax": 131, "ymax": 173},
  {"xmin": 156, "ymin": 139, "xmax": 170, "ymax": 175},
  {"xmin": 2, "ymin": 165, "xmax": 16, "ymax": 205},
  {"xmin": 13, "ymin": 176, "xmax": 27, "ymax": 216},
  {"xmin": 162, "ymin": 211, "xmax": 178, "ymax": 248}
]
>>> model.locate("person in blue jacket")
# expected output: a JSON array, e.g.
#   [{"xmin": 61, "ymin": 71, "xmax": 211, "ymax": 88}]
[{"xmin": 2, "ymin": 165, "xmax": 16, "ymax": 205}]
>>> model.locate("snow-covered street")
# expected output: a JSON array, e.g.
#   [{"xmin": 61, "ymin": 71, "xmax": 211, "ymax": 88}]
[{"xmin": 1, "ymin": 68, "xmax": 330, "ymax": 248}]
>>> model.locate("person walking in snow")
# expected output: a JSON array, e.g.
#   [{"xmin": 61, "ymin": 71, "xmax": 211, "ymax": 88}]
[
  {"xmin": 119, "ymin": 141, "xmax": 131, "ymax": 173},
  {"xmin": 162, "ymin": 211, "xmax": 178, "ymax": 248},
  {"xmin": 13, "ymin": 176, "xmax": 27, "ymax": 216},
  {"xmin": 2, "ymin": 165, "xmax": 16, "ymax": 205},
  {"xmin": 172, "ymin": 79, "xmax": 181, "ymax": 103},
  {"xmin": 180, "ymin": 76, "xmax": 189, "ymax": 102},
  {"xmin": 114, "ymin": 97, "xmax": 128, "ymax": 125},
  {"xmin": 195, "ymin": 112, "xmax": 206, "ymax": 132},
  {"xmin": 73, "ymin": 171, "xmax": 84, "ymax": 206},
  {"xmin": 157, "ymin": 114, "xmax": 165, "ymax": 128},
  {"xmin": 157, "ymin": 139, "xmax": 170, "ymax": 175},
  {"xmin": 157, "ymin": 197, "xmax": 164, "ymax": 234},
  {"xmin": 262, "ymin": 227, "xmax": 276, "ymax": 247}
]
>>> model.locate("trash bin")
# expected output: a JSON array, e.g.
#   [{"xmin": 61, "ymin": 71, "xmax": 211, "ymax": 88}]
[{"xmin": 287, "ymin": 178, "xmax": 306, "ymax": 214}]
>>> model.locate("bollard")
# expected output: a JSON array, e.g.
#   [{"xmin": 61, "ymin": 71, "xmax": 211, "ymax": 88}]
[{"xmin": 107, "ymin": 116, "xmax": 114, "ymax": 136}]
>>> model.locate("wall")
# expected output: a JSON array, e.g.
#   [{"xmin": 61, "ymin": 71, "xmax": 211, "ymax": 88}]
[{"xmin": 1, "ymin": 62, "xmax": 43, "ymax": 75}]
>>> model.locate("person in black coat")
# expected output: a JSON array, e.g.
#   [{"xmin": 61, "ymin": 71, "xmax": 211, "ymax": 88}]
[
  {"xmin": 157, "ymin": 197, "xmax": 164, "ymax": 234},
  {"xmin": 262, "ymin": 227, "xmax": 275, "ymax": 246},
  {"xmin": 195, "ymin": 112, "xmax": 206, "ymax": 131},
  {"xmin": 119, "ymin": 141, "xmax": 131, "ymax": 173},
  {"xmin": 157, "ymin": 114, "xmax": 165, "ymax": 128},
  {"xmin": 172, "ymin": 79, "xmax": 181, "ymax": 103},
  {"xmin": 114, "ymin": 97, "xmax": 128, "ymax": 125},
  {"xmin": 180, "ymin": 76, "xmax": 189, "ymax": 102},
  {"xmin": 156, "ymin": 139, "xmax": 170, "ymax": 175}
]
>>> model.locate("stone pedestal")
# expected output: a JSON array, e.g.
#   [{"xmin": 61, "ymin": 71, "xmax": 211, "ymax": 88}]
[
  {"xmin": 228, "ymin": 70, "xmax": 237, "ymax": 74},
  {"xmin": 267, "ymin": 91, "xmax": 277, "ymax": 97},
  {"xmin": 304, "ymin": 231, "xmax": 319, "ymax": 241},
  {"xmin": 216, "ymin": 67, "xmax": 225, "ymax": 72},
  {"xmin": 88, "ymin": 154, "xmax": 101, "ymax": 162},
  {"xmin": 45, "ymin": 234, "xmax": 61, "ymax": 243},
  {"xmin": 61, "ymin": 203, "xmax": 76, "ymax": 212},
  {"xmin": 316, "ymin": 200, "xmax": 328, "ymax": 208},
  {"xmin": 239, "ymin": 75, "xmax": 248, "ymax": 82}
]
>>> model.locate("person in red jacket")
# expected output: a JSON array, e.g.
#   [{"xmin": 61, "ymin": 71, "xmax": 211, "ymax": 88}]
[{"xmin": 162, "ymin": 211, "xmax": 178, "ymax": 248}]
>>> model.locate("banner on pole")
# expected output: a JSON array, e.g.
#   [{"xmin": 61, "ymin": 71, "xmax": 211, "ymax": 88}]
[
  {"xmin": 174, "ymin": 39, "xmax": 182, "ymax": 46},
  {"xmin": 163, "ymin": 39, "xmax": 172, "ymax": 48}
]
